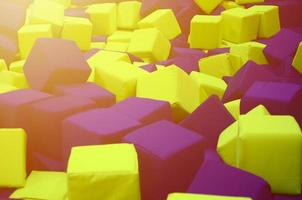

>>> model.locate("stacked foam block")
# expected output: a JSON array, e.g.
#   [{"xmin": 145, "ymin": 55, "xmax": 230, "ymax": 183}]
[{"xmin": 0, "ymin": 0, "xmax": 302, "ymax": 200}]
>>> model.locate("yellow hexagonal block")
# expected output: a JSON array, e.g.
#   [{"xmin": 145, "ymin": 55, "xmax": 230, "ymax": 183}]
[
  {"xmin": 0, "ymin": 71, "xmax": 28, "ymax": 89},
  {"xmin": 248, "ymin": 5, "xmax": 280, "ymax": 38},
  {"xmin": 128, "ymin": 28, "xmax": 171, "ymax": 62},
  {"xmin": 138, "ymin": 9, "xmax": 181, "ymax": 40},
  {"xmin": 61, "ymin": 16, "xmax": 92, "ymax": 51},
  {"xmin": 86, "ymin": 3, "xmax": 117, "ymax": 36},
  {"xmin": 190, "ymin": 71, "xmax": 226, "ymax": 99},
  {"xmin": 9, "ymin": 60, "xmax": 26, "ymax": 73},
  {"xmin": 0, "ymin": 128, "xmax": 26, "ymax": 188},
  {"xmin": 193, "ymin": 0, "xmax": 224, "ymax": 14},
  {"xmin": 222, "ymin": 8, "xmax": 260, "ymax": 43},
  {"xmin": 67, "ymin": 144, "xmax": 140, "ymax": 200},
  {"xmin": 189, "ymin": 15, "xmax": 222, "ymax": 50},
  {"xmin": 0, "ymin": 59, "xmax": 8, "ymax": 71},
  {"xmin": 118, "ymin": 1, "xmax": 142, "ymax": 30},
  {"xmin": 293, "ymin": 42, "xmax": 302, "ymax": 74},
  {"xmin": 168, "ymin": 193, "xmax": 251, "ymax": 200}
]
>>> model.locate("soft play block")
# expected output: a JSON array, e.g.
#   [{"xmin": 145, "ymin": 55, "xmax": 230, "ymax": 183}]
[
  {"xmin": 224, "ymin": 99, "xmax": 241, "ymax": 120},
  {"xmin": 117, "ymin": 1, "xmax": 141, "ymax": 29},
  {"xmin": 168, "ymin": 193, "xmax": 252, "ymax": 200},
  {"xmin": 27, "ymin": 0, "xmax": 64, "ymax": 36},
  {"xmin": 0, "ymin": 84, "xmax": 18, "ymax": 94},
  {"xmin": 18, "ymin": 24, "xmax": 53, "ymax": 59},
  {"xmin": 25, "ymin": 96, "xmax": 97, "ymax": 160},
  {"xmin": 136, "ymin": 65, "xmax": 201, "ymax": 122},
  {"xmin": 248, "ymin": 5, "xmax": 280, "ymax": 38},
  {"xmin": 240, "ymin": 81, "xmax": 302, "ymax": 128},
  {"xmin": 9, "ymin": 60, "xmax": 25, "ymax": 73},
  {"xmin": 86, "ymin": 3, "xmax": 117, "ymax": 36},
  {"xmin": 107, "ymin": 30, "xmax": 133, "ymax": 43},
  {"xmin": 0, "ymin": 59, "xmax": 7, "ymax": 71},
  {"xmin": 24, "ymin": 38, "xmax": 91, "ymax": 92},
  {"xmin": 190, "ymin": 71, "xmax": 227, "ymax": 99},
  {"xmin": 105, "ymin": 42, "xmax": 129, "ymax": 52},
  {"xmin": 189, "ymin": 15, "xmax": 222, "ymax": 49},
  {"xmin": 222, "ymin": 8, "xmax": 260, "ymax": 43},
  {"xmin": 61, "ymin": 16, "xmax": 92, "ymax": 51},
  {"xmin": 62, "ymin": 108, "xmax": 141, "ymax": 160},
  {"xmin": 0, "ymin": 128, "xmax": 26, "ymax": 188},
  {"xmin": 180, "ymin": 95, "xmax": 235, "ymax": 148},
  {"xmin": 193, "ymin": 0, "xmax": 223, "ymax": 14},
  {"xmin": 188, "ymin": 159, "xmax": 273, "ymax": 200},
  {"xmin": 111, "ymin": 97, "xmax": 172, "ymax": 124},
  {"xmin": 218, "ymin": 115, "xmax": 302, "ymax": 194},
  {"xmin": 138, "ymin": 9, "xmax": 181, "ymax": 40},
  {"xmin": 10, "ymin": 171, "xmax": 67, "ymax": 200},
  {"xmin": 0, "ymin": 34, "xmax": 18, "ymax": 64},
  {"xmin": 94, "ymin": 61, "xmax": 147, "ymax": 101},
  {"xmin": 28, "ymin": 151, "xmax": 65, "ymax": 172},
  {"xmin": 52, "ymin": 82, "xmax": 115, "ymax": 107},
  {"xmin": 0, "ymin": 71, "xmax": 28, "ymax": 89},
  {"xmin": 67, "ymin": 144, "xmax": 140, "ymax": 200},
  {"xmin": 293, "ymin": 42, "xmax": 302, "ymax": 74},
  {"xmin": 128, "ymin": 28, "xmax": 171, "ymax": 62},
  {"xmin": 123, "ymin": 120, "xmax": 204, "ymax": 200},
  {"xmin": 0, "ymin": 89, "xmax": 51, "ymax": 128}
]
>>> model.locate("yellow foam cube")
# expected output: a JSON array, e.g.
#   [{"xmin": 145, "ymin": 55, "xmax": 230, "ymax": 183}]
[
  {"xmin": 86, "ymin": 3, "xmax": 117, "ymax": 36},
  {"xmin": 67, "ymin": 144, "xmax": 140, "ymax": 200},
  {"xmin": 293, "ymin": 42, "xmax": 302, "ymax": 74},
  {"xmin": 137, "ymin": 65, "xmax": 200, "ymax": 122},
  {"xmin": 224, "ymin": 99, "xmax": 241, "ymax": 120},
  {"xmin": 9, "ymin": 60, "xmax": 26, "ymax": 73},
  {"xmin": 87, "ymin": 50, "xmax": 130, "ymax": 68},
  {"xmin": 107, "ymin": 30, "xmax": 133, "ymax": 43},
  {"xmin": 0, "ymin": 84, "xmax": 18, "ymax": 94},
  {"xmin": 128, "ymin": 28, "xmax": 171, "ymax": 62},
  {"xmin": 0, "ymin": 59, "xmax": 8, "ymax": 71},
  {"xmin": 27, "ymin": 0, "xmax": 64, "ymax": 36},
  {"xmin": 95, "ymin": 61, "xmax": 147, "ymax": 101},
  {"xmin": 235, "ymin": 0, "xmax": 264, "ymax": 5},
  {"xmin": 193, "ymin": 0, "xmax": 224, "ymax": 14},
  {"xmin": 90, "ymin": 42, "xmax": 106, "ymax": 49},
  {"xmin": 248, "ymin": 6, "xmax": 280, "ymax": 38},
  {"xmin": 138, "ymin": 9, "xmax": 181, "ymax": 40},
  {"xmin": 105, "ymin": 42, "xmax": 129, "ymax": 52},
  {"xmin": 246, "ymin": 104, "xmax": 270, "ymax": 116},
  {"xmin": 230, "ymin": 41, "xmax": 268, "ymax": 65},
  {"xmin": 222, "ymin": 8, "xmax": 260, "ymax": 43},
  {"xmin": 18, "ymin": 24, "xmax": 53, "ymax": 59},
  {"xmin": 223, "ymin": 1, "xmax": 244, "ymax": 10},
  {"xmin": 218, "ymin": 115, "xmax": 302, "ymax": 194},
  {"xmin": 61, "ymin": 16, "xmax": 92, "ymax": 51},
  {"xmin": 189, "ymin": 15, "xmax": 222, "ymax": 50},
  {"xmin": 118, "ymin": 1, "xmax": 142, "ymax": 29},
  {"xmin": 0, "ymin": 71, "xmax": 28, "ymax": 89},
  {"xmin": 0, "ymin": 128, "xmax": 26, "ymax": 187},
  {"xmin": 190, "ymin": 71, "xmax": 226, "ymax": 99},
  {"xmin": 10, "ymin": 171, "xmax": 67, "ymax": 200},
  {"xmin": 168, "ymin": 193, "xmax": 251, "ymax": 200}
]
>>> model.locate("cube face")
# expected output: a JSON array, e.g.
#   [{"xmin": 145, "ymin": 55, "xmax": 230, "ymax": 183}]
[
  {"xmin": 0, "ymin": 128, "xmax": 26, "ymax": 187},
  {"xmin": 67, "ymin": 144, "xmax": 140, "ymax": 200},
  {"xmin": 189, "ymin": 15, "xmax": 222, "ymax": 50},
  {"xmin": 118, "ymin": 1, "xmax": 141, "ymax": 29},
  {"xmin": 293, "ymin": 42, "xmax": 302, "ymax": 74},
  {"xmin": 61, "ymin": 16, "xmax": 92, "ymax": 51},
  {"xmin": 194, "ymin": 0, "xmax": 223, "ymax": 14}
]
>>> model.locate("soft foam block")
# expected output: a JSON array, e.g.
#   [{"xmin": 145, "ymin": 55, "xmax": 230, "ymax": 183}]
[
  {"xmin": 193, "ymin": 0, "xmax": 223, "ymax": 14},
  {"xmin": 293, "ymin": 42, "xmax": 302, "ymax": 74},
  {"xmin": 117, "ymin": 1, "xmax": 141, "ymax": 29},
  {"xmin": 168, "ymin": 193, "xmax": 252, "ymax": 200}
]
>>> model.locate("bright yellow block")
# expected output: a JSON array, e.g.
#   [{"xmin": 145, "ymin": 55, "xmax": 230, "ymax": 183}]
[
  {"xmin": 128, "ymin": 28, "xmax": 171, "ymax": 62},
  {"xmin": 223, "ymin": 1, "xmax": 244, "ymax": 10},
  {"xmin": 138, "ymin": 9, "xmax": 181, "ymax": 40},
  {"xmin": 193, "ymin": 0, "xmax": 223, "ymax": 14},
  {"xmin": 67, "ymin": 144, "xmax": 140, "ymax": 200},
  {"xmin": 246, "ymin": 104, "xmax": 270, "ymax": 116},
  {"xmin": 27, "ymin": 0, "xmax": 64, "ymax": 36},
  {"xmin": 222, "ymin": 8, "xmax": 260, "ymax": 43},
  {"xmin": 107, "ymin": 30, "xmax": 133, "ymax": 43},
  {"xmin": 0, "ymin": 84, "xmax": 18, "ymax": 94},
  {"xmin": 190, "ymin": 71, "xmax": 226, "ymax": 99},
  {"xmin": 61, "ymin": 16, "xmax": 92, "ymax": 51},
  {"xmin": 95, "ymin": 61, "xmax": 147, "ymax": 101},
  {"xmin": 10, "ymin": 171, "xmax": 67, "ymax": 200},
  {"xmin": 0, "ymin": 59, "xmax": 8, "ymax": 71},
  {"xmin": 90, "ymin": 42, "xmax": 106, "ymax": 50},
  {"xmin": 168, "ymin": 193, "xmax": 251, "ymax": 200},
  {"xmin": 224, "ymin": 99, "xmax": 241, "ymax": 120},
  {"xmin": 293, "ymin": 42, "xmax": 302, "ymax": 74},
  {"xmin": 0, "ymin": 71, "xmax": 28, "ymax": 89},
  {"xmin": 189, "ymin": 15, "xmax": 222, "ymax": 50},
  {"xmin": 0, "ymin": 128, "xmax": 26, "ymax": 188},
  {"xmin": 137, "ymin": 65, "xmax": 201, "ymax": 122},
  {"xmin": 248, "ymin": 5, "xmax": 280, "ymax": 38},
  {"xmin": 235, "ymin": 0, "xmax": 264, "ymax": 5},
  {"xmin": 105, "ymin": 42, "xmax": 129, "ymax": 52},
  {"xmin": 18, "ymin": 24, "xmax": 53, "ymax": 59},
  {"xmin": 230, "ymin": 41, "xmax": 268, "ymax": 65},
  {"xmin": 86, "ymin": 3, "xmax": 117, "ymax": 36},
  {"xmin": 118, "ymin": 1, "xmax": 141, "ymax": 29},
  {"xmin": 9, "ymin": 60, "xmax": 26, "ymax": 73},
  {"xmin": 87, "ymin": 50, "xmax": 131, "ymax": 69}
]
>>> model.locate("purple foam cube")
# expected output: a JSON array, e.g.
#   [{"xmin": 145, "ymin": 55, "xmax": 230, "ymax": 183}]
[
  {"xmin": 123, "ymin": 120, "xmax": 204, "ymax": 200},
  {"xmin": 52, "ymin": 82, "xmax": 115, "ymax": 107},
  {"xmin": 180, "ymin": 95, "xmax": 235, "ymax": 149}
]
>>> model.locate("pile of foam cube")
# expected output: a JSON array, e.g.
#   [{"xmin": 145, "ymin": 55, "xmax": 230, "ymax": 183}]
[{"xmin": 0, "ymin": 0, "xmax": 302, "ymax": 199}]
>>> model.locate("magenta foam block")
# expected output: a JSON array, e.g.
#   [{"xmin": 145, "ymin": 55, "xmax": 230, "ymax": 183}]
[
  {"xmin": 0, "ymin": 89, "xmax": 52, "ymax": 128},
  {"xmin": 24, "ymin": 38, "xmax": 91, "ymax": 92},
  {"xmin": 140, "ymin": 0, "xmax": 181, "ymax": 17},
  {"xmin": 52, "ymin": 82, "xmax": 116, "ymax": 107},
  {"xmin": 0, "ymin": 34, "xmax": 18, "ymax": 64},
  {"xmin": 28, "ymin": 152, "xmax": 64, "ymax": 172},
  {"xmin": 111, "ymin": 97, "xmax": 172, "ymax": 124},
  {"xmin": 180, "ymin": 95, "xmax": 235, "ymax": 149},
  {"xmin": 123, "ymin": 120, "xmax": 204, "ymax": 200},
  {"xmin": 241, "ymin": 81, "xmax": 302, "ymax": 128}
]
